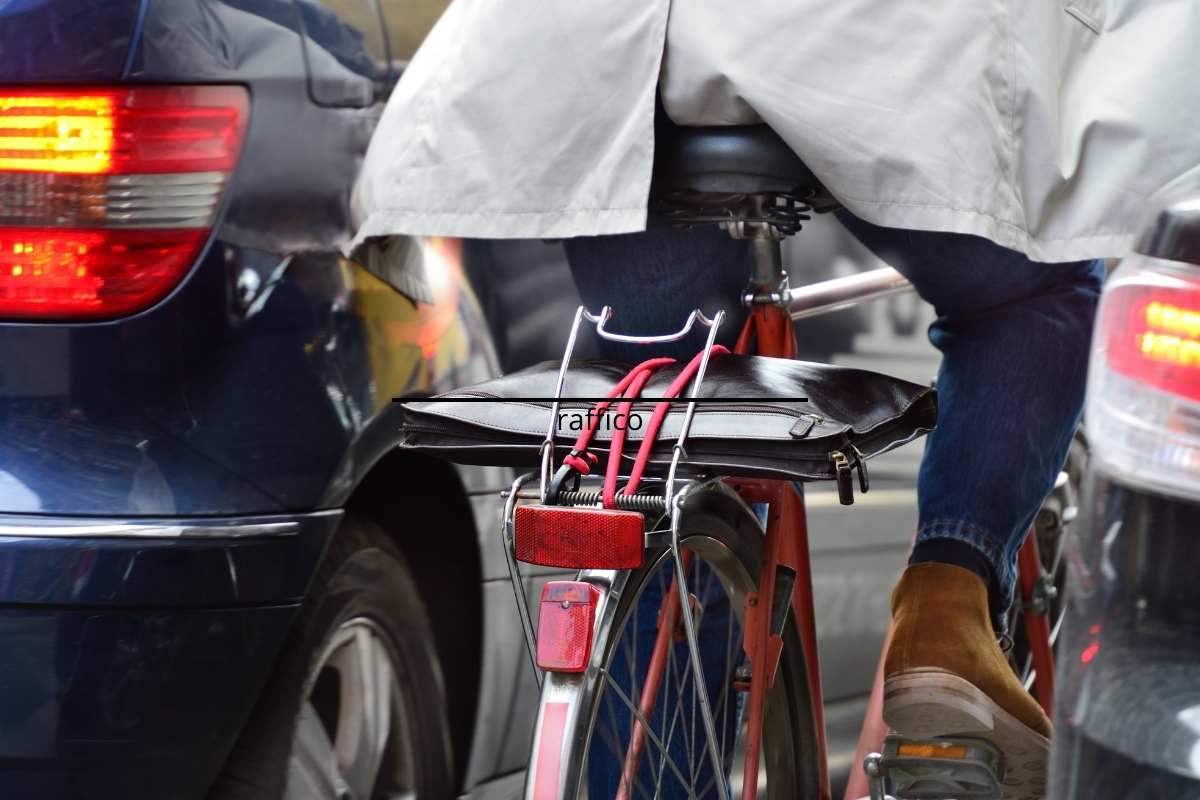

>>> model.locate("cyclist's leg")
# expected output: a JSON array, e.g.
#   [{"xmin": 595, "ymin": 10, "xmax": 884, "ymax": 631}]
[
  {"xmin": 838, "ymin": 210, "xmax": 1103, "ymax": 770},
  {"xmin": 837, "ymin": 210, "xmax": 1102, "ymax": 624},
  {"xmin": 564, "ymin": 219, "xmax": 752, "ymax": 361}
]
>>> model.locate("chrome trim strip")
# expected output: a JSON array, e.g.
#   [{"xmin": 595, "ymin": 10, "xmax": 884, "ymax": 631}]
[
  {"xmin": 0, "ymin": 509, "xmax": 340, "ymax": 539},
  {"xmin": 107, "ymin": 172, "xmax": 226, "ymax": 187},
  {"xmin": 0, "ymin": 172, "xmax": 225, "ymax": 229},
  {"xmin": 103, "ymin": 172, "xmax": 224, "ymax": 228}
]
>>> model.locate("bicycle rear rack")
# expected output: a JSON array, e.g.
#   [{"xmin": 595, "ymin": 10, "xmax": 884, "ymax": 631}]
[
  {"xmin": 501, "ymin": 303, "xmax": 735, "ymax": 797},
  {"xmin": 537, "ymin": 303, "xmax": 725, "ymax": 502}
]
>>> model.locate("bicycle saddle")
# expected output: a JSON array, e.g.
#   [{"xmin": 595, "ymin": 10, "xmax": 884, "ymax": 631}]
[
  {"xmin": 655, "ymin": 124, "xmax": 822, "ymax": 196},
  {"xmin": 652, "ymin": 121, "xmax": 840, "ymax": 230}
]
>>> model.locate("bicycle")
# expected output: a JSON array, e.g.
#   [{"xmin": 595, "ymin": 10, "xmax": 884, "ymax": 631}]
[{"xmin": 399, "ymin": 123, "xmax": 1060, "ymax": 800}]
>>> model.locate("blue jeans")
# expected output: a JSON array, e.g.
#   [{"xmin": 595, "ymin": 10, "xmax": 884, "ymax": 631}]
[{"xmin": 564, "ymin": 213, "xmax": 1104, "ymax": 619}]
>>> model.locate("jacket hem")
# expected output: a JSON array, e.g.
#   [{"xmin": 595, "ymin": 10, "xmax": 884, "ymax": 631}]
[
  {"xmin": 351, "ymin": 200, "xmax": 1133, "ymax": 263},
  {"xmin": 348, "ymin": 207, "xmax": 648, "ymax": 251},
  {"xmin": 842, "ymin": 198, "xmax": 1133, "ymax": 262}
]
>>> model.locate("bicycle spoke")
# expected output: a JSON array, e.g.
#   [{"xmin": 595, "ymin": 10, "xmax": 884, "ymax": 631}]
[
  {"xmin": 656, "ymin": 613, "xmax": 679, "ymax": 796},
  {"xmin": 655, "ymin": 673, "xmax": 688, "ymax": 798},
  {"xmin": 601, "ymin": 670, "xmax": 694, "ymax": 794},
  {"xmin": 665, "ymin": 601, "xmax": 697, "ymax": 794},
  {"xmin": 593, "ymin": 711, "xmax": 657, "ymax": 800},
  {"xmin": 690, "ymin": 645, "xmax": 699, "ymax": 788},
  {"xmin": 599, "ymin": 683, "xmax": 632, "ymax": 782},
  {"xmin": 719, "ymin": 600, "xmax": 736, "ymax": 765},
  {"xmin": 632, "ymin": 581, "xmax": 641, "ymax": 721},
  {"xmin": 576, "ymin": 526, "xmax": 779, "ymax": 800},
  {"xmin": 663, "ymin": 601, "xmax": 696, "ymax": 789}
]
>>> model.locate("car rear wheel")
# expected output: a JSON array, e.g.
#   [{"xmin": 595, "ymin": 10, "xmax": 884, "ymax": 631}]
[{"xmin": 209, "ymin": 517, "xmax": 454, "ymax": 800}]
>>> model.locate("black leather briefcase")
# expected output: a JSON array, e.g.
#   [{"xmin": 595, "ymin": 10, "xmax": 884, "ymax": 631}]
[{"xmin": 398, "ymin": 354, "xmax": 936, "ymax": 485}]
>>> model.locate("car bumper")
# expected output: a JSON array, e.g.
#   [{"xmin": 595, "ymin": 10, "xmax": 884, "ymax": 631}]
[
  {"xmin": 0, "ymin": 510, "xmax": 341, "ymax": 800},
  {"xmin": 1050, "ymin": 473, "xmax": 1200, "ymax": 797}
]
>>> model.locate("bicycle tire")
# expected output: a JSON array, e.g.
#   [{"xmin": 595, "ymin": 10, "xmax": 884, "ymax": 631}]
[{"xmin": 526, "ymin": 483, "xmax": 822, "ymax": 799}]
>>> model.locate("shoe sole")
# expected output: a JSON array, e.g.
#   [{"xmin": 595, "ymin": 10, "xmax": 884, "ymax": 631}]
[{"xmin": 883, "ymin": 668, "xmax": 1049, "ymax": 800}]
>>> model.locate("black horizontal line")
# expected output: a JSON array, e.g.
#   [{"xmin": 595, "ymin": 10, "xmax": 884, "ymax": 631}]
[{"xmin": 396, "ymin": 396, "xmax": 809, "ymax": 404}]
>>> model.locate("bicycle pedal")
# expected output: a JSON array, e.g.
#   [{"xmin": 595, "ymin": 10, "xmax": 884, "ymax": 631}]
[{"xmin": 865, "ymin": 735, "xmax": 1005, "ymax": 800}]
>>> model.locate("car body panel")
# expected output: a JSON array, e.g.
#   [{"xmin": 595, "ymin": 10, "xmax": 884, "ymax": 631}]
[
  {"xmin": 1, "ymin": 605, "xmax": 297, "ymax": 798},
  {"xmin": 0, "ymin": 0, "xmax": 142, "ymax": 82},
  {"xmin": 0, "ymin": 1, "xmax": 496, "ymax": 517},
  {"xmin": 1050, "ymin": 471, "xmax": 1200, "ymax": 797},
  {"xmin": 0, "ymin": 511, "xmax": 337, "ymax": 606},
  {"xmin": 0, "ymin": 1, "xmax": 506, "ymax": 796},
  {"xmin": 1051, "ymin": 192, "xmax": 1200, "ymax": 798},
  {"xmin": 0, "ymin": 509, "xmax": 339, "ymax": 799}
]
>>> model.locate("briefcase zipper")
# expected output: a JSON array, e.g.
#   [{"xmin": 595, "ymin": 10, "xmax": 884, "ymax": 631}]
[{"xmin": 829, "ymin": 445, "xmax": 869, "ymax": 506}]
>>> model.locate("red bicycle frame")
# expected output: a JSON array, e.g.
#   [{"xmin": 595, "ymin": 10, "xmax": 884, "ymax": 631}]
[{"xmin": 619, "ymin": 301, "xmax": 1057, "ymax": 800}]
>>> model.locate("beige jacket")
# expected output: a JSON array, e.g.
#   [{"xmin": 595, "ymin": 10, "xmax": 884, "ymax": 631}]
[{"xmin": 353, "ymin": 0, "xmax": 1200, "ymax": 262}]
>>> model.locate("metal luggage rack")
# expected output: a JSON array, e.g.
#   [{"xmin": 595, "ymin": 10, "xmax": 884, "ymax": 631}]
[
  {"xmin": 497, "ymin": 264, "xmax": 916, "ymax": 679},
  {"xmin": 498, "ymin": 265, "xmax": 933, "ymax": 799},
  {"xmin": 537, "ymin": 303, "xmax": 726, "ymax": 504},
  {"xmin": 499, "ymin": 301, "xmax": 730, "ymax": 781}
]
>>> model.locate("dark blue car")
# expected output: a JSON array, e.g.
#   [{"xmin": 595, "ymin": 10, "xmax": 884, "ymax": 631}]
[{"xmin": 0, "ymin": 1, "xmax": 543, "ymax": 798}]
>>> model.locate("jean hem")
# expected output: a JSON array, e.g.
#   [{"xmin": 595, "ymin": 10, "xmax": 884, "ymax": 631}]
[{"xmin": 914, "ymin": 519, "xmax": 1016, "ymax": 610}]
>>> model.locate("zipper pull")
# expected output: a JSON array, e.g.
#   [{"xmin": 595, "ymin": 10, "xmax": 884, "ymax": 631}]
[
  {"xmin": 850, "ymin": 444, "xmax": 870, "ymax": 494},
  {"xmin": 831, "ymin": 450, "xmax": 854, "ymax": 506}
]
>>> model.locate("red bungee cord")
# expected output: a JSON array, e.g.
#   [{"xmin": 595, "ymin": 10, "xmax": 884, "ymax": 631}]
[{"xmin": 557, "ymin": 347, "xmax": 729, "ymax": 509}]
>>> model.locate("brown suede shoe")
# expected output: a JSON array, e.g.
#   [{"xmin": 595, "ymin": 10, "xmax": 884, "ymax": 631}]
[{"xmin": 883, "ymin": 562, "xmax": 1051, "ymax": 800}]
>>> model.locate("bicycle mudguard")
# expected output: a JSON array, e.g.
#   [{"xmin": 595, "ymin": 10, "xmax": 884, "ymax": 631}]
[{"xmin": 397, "ymin": 354, "xmax": 936, "ymax": 485}]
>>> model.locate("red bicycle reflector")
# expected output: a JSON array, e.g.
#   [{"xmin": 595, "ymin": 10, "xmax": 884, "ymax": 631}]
[
  {"xmin": 536, "ymin": 581, "xmax": 601, "ymax": 673},
  {"xmin": 514, "ymin": 505, "xmax": 644, "ymax": 569}
]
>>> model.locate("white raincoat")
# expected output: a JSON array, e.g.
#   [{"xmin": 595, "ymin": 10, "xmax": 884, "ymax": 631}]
[{"xmin": 352, "ymin": 0, "xmax": 1200, "ymax": 262}]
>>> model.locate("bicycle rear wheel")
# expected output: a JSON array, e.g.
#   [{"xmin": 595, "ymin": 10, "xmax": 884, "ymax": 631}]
[{"xmin": 528, "ymin": 485, "xmax": 821, "ymax": 799}]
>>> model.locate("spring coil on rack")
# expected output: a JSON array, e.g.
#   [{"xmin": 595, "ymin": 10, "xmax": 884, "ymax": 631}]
[{"xmin": 556, "ymin": 489, "xmax": 667, "ymax": 513}]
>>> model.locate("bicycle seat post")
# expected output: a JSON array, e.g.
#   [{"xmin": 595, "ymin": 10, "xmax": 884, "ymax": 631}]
[{"xmin": 748, "ymin": 234, "xmax": 787, "ymax": 305}]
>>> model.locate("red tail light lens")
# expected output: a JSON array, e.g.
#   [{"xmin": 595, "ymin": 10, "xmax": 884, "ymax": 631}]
[
  {"xmin": 1089, "ymin": 255, "xmax": 1200, "ymax": 497},
  {"xmin": 514, "ymin": 505, "xmax": 645, "ymax": 569},
  {"xmin": 1104, "ymin": 284, "xmax": 1200, "ymax": 402},
  {"xmin": 0, "ymin": 228, "xmax": 208, "ymax": 318},
  {"xmin": 536, "ymin": 581, "xmax": 601, "ymax": 673},
  {"xmin": 0, "ymin": 87, "xmax": 247, "ymax": 174},
  {"xmin": 0, "ymin": 86, "xmax": 248, "ymax": 320}
]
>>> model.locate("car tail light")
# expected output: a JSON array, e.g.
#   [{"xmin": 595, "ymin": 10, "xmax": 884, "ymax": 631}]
[
  {"xmin": 536, "ymin": 581, "xmax": 601, "ymax": 673},
  {"xmin": 0, "ymin": 86, "xmax": 248, "ymax": 319},
  {"xmin": 514, "ymin": 505, "xmax": 644, "ymax": 569},
  {"xmin": 1088, "ymin": 253, "xmax": 1200, "ymax": 497}
]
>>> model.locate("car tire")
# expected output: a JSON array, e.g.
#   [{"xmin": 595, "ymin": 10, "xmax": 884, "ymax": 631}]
[{"xmin": 209, "ymin": 516, "xmax": 455, "ymax": 800}]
